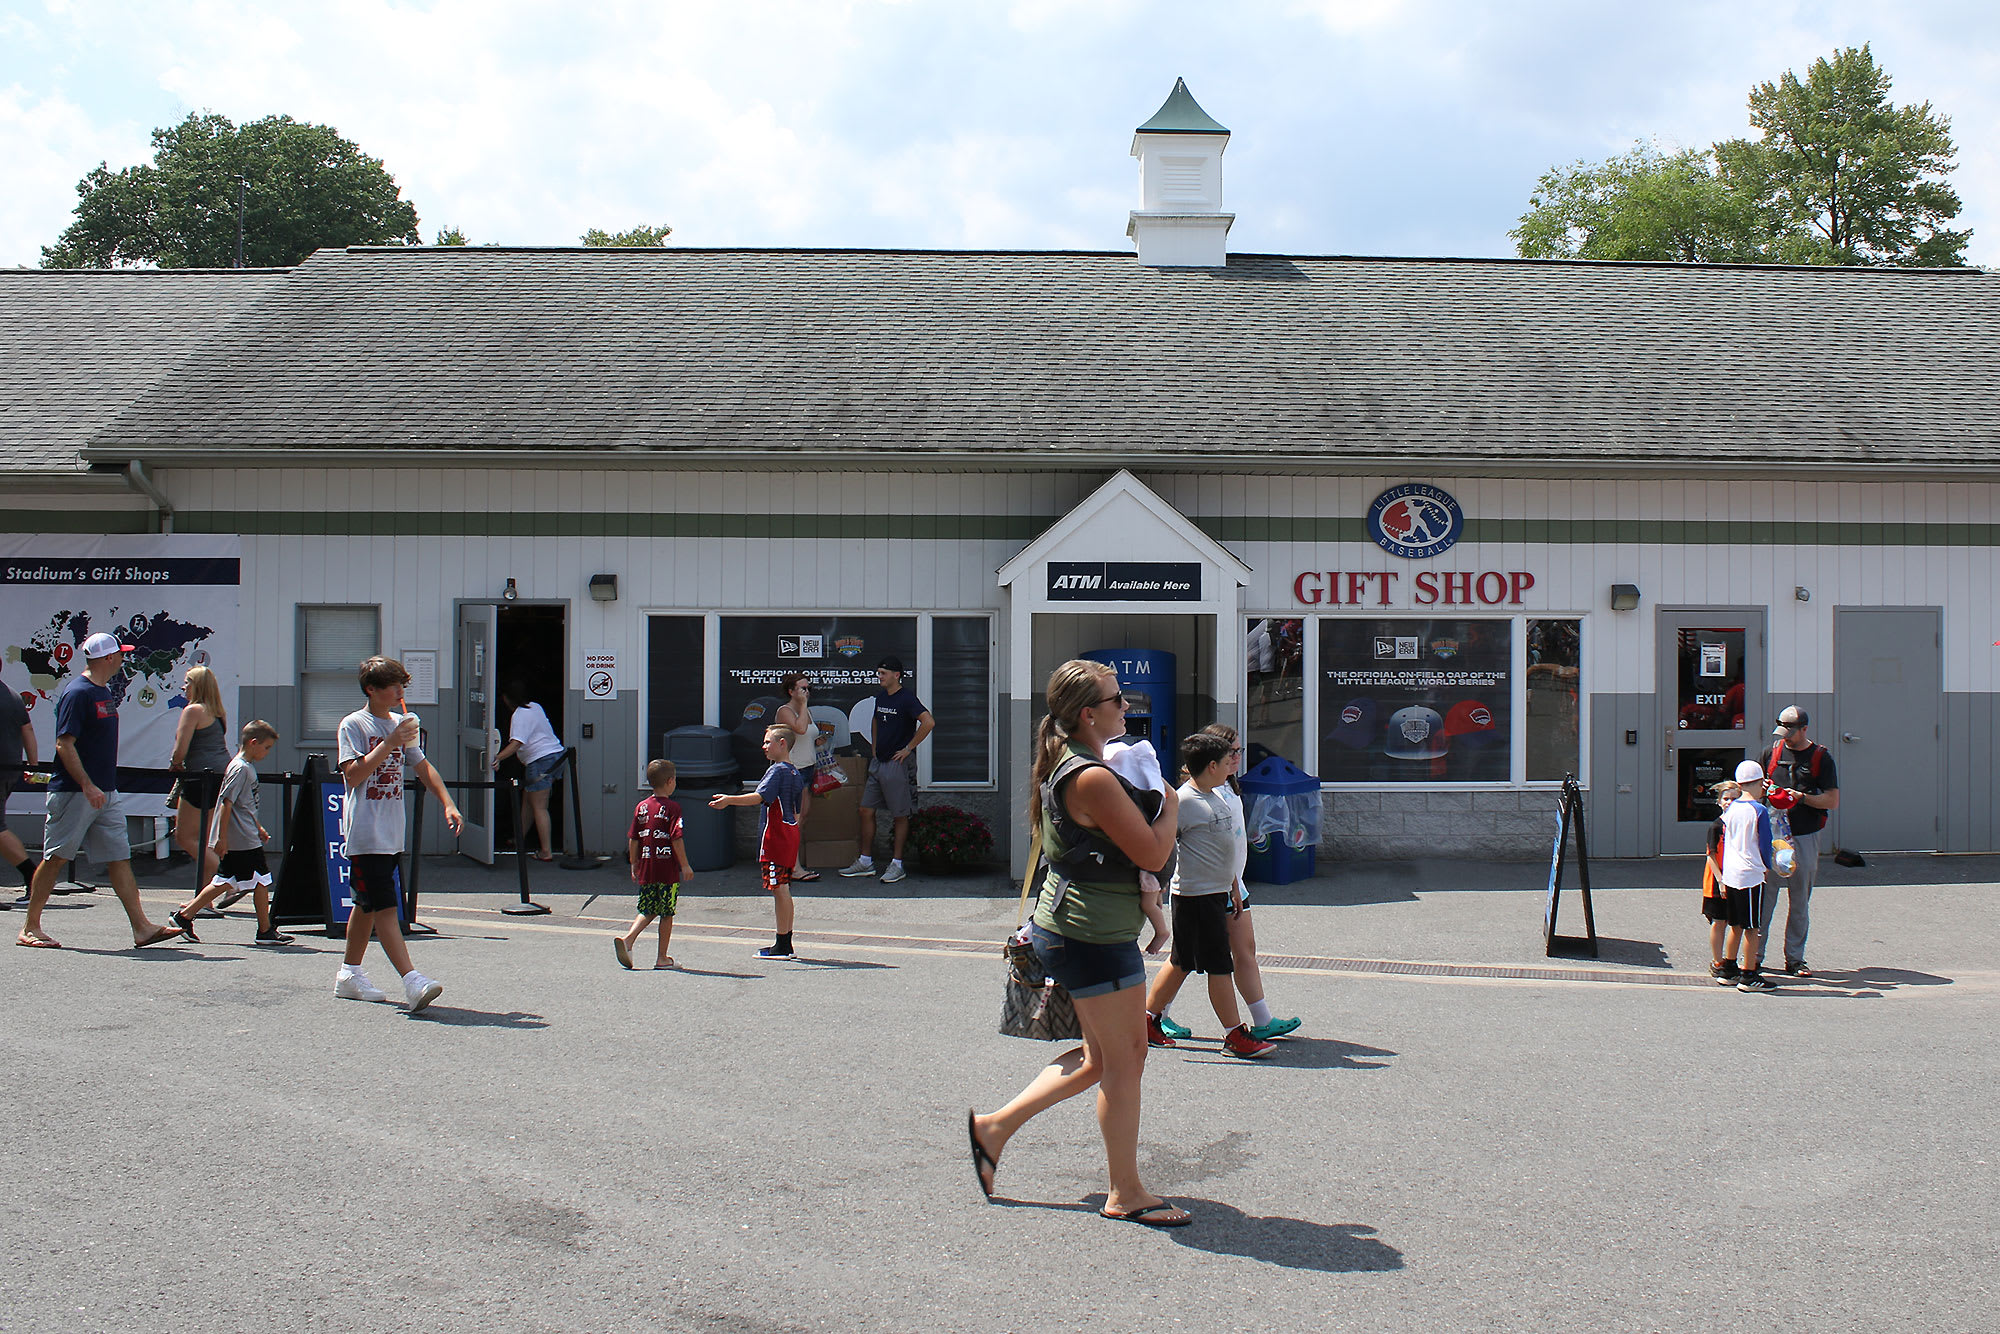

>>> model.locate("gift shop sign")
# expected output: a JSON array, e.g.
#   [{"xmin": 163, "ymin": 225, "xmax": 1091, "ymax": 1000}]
[{"xmin": 1293, "ymin": 569, "xmax": 1537, "ymax": 607}]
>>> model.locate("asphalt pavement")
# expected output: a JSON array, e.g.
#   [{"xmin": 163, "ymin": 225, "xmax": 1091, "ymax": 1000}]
[{"xmin": 3, "ymin": 850, "xmax": 1996, "ymax": 1333}]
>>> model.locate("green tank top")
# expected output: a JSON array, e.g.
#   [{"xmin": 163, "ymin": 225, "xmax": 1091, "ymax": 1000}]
[{"xmin": 1031, "ymin": 743, "xmax": 1144, "ymax": 945}]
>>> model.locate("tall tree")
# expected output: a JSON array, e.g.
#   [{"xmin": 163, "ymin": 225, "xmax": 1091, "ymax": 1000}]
[
  {"xmin": 42, "ymin": 113, "xmax": 421, "ymax": 269},
  {"xmin": 1512, "ymin": 144, "xmax": 1763, "ymax": 262},
  {"xmin": 581, "ymin": 224, "xmax": 673, "ymax": 246},
  {"xmin": 1715, "ymin": 44, "xmax": 1968, "ymax": 267},
  {"xmin": 1514, "ymin": 45, "xmax": 1970, "ymax": 268}
]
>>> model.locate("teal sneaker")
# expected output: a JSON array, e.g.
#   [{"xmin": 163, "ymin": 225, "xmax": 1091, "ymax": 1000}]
[
  {"xmin": 1246, "ymin": 1016, "xmax": 1301, "ymax": 1041},
  {"xmin": 1155, "ymin": 1013, "xmax": 1192, "ymax": 1040}
]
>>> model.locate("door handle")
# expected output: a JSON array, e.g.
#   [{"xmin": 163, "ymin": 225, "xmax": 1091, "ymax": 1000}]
[
  {"xmin": 1841, "ymin": 732, "xmax": 1860, "ymax": 743},
  {"xmin": 1665, "ymin": 727, "xmax": 1676, "ymax": 771}
]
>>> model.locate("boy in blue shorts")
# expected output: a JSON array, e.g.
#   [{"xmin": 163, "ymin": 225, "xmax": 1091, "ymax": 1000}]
[{"xmin": 618, "ymin": 759, "xmax": 692, "ymax": 969}]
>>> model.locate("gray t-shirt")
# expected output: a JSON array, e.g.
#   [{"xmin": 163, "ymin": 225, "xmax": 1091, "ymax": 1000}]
[
  {"xmin": 217, "ymin": 753, "xmax": 263, "ymax": 851},
  {"xmin": 338, "ymin": 707, "xmax": 426, "ymax": 856},
  {"xmin": 1170, "ymin": 780, "xmax": 1244, "ymax": 897}
]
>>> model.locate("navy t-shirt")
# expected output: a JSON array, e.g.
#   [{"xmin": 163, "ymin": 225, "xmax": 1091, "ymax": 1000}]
[
  {"xmin": 871, "ymin": 688, "xmax": 928, "ymax": 758},
  {"xmin": 52, "ymin": 675, "xmax": 119, "ymax": 792}
]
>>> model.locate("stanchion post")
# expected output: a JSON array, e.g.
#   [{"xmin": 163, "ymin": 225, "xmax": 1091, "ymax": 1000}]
[
  {"xmin": 502, "ymin": 770, "xmax": 550, "ymax": 915},
  {"xmin": 559, "ymin": 747, "xmax": 597, "ymax": 870},
  {"xmin": 404, "ymin": 779, "xmax": 429, "ymax": 933},
  {"xmin": 193, "ymin": 772, "xmax": 214, "ymax": 902}
]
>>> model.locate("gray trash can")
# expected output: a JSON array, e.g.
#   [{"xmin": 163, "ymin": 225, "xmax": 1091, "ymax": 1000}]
[{"xmin": 664, "ymin": 725, "xmax": 739, "ymax": 871}]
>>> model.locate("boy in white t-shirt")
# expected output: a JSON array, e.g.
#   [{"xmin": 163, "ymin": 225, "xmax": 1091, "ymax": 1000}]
[
  {"xmin": 335, "ymin": 657, "xmax": 463, "ymax": 1011},
  {"xmin": 1718, "ymin": 760, "xmax": 1777, "ymax": 993},
  {"xmin": 168, "ymin": 720, "xmax": 292, "ymax": 946}
]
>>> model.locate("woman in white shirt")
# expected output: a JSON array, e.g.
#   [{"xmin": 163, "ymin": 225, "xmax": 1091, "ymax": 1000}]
[{"xmin": 493, "ymin": 682, "xmax": 566, "ymax": 862}]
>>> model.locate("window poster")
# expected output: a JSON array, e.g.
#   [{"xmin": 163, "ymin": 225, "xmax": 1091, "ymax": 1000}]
[
  {"xmin": 718, "ymin": 616, "xmax": 917, "ymax": 776},
  {"xmin": 1319, "ymin": 618, "xmax": 1511, "ymax": 783}
]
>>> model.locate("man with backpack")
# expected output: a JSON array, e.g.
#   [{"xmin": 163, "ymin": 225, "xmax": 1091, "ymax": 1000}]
[{"xmin": 1763, "ymin": 706, "xmax": 1840, "ymax": 977}]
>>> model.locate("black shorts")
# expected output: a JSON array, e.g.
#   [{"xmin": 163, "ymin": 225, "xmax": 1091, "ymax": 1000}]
[
  {"xmin": 1719, "ymin": 881, "xmax": 1766, "ymax": 930},
  {"xmin": 217, "ymin": 847, "xmax": 271, "ymax": 885},
  {"xmin": 1169, "ymin": 893, "xmax": 1236, "ymax": 975},
  {"xmin": 1700, "ymin": 892, "xmax": 1731, "ymax": 924},
  {"xmin": 170, "ymin": 771, "xmax": 224, "ymax": 811},
  {"xmin": 349, "ymin": 853, "xmax": 403, "ymax": 914}
]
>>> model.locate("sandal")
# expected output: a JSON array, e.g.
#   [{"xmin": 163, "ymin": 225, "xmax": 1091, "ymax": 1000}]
[
  {"xmin": 793, "ymin": 870, "xmax": 821, "ymax": 882},
  {"xmin": 1100, "ymin": 1201, "xmax": 1192, "ymax": 1228},
  {"xmin": 966, "ymin": 1110, "xmax": 998, "ymax": 1199}
]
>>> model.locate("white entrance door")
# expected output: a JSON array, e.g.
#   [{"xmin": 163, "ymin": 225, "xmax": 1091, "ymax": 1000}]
[{"xmin": 456, "ymin": 602, "xmax": 499, "ymax": 864}]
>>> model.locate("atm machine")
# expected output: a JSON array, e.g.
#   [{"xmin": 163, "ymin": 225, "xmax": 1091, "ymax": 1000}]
[{"xmin": 1082, "ymin": 649, "xmax": 1176, "ymax": 757}]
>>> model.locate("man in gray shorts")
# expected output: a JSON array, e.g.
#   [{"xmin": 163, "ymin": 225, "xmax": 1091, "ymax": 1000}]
[
  {"xmin": 840, "ymin": 656, "xmax": 933, "ymax": 885},
  {"xmin": 16, "ymin": 632, "xmax": 183, "ymax": 950}
]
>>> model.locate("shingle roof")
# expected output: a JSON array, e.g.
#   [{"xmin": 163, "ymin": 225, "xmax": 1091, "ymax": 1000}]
[
  {"xmin": 75, "ymin": 246, "xmax": 2000, "ymax": 472},
  {"xmin": 1, "ymin": 268, "xmax": 286, "ymax": 473}
]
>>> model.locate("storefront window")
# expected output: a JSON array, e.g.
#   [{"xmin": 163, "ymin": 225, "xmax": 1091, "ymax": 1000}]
[
  {"xmin": 646, "ymin": 615, "xmax": 705, "ymax": 759},
  {"xmin": 931, "ymin": 617, "xmax": 992, "ymax": 783},
  {"xmin": 1526, "ymin": 619, "xmax": 1581, "ymax": 781},
  {"xmin": 1245, "ymin": 617, "xmax": 1304, "ymax": 765},
  {"xmin": 1318, "ymin": 618, "xmax": 1511, "ymax": 783},
  {"xmin": 719, "ymin": 616, "xmax": 918, "ymax": 776}
]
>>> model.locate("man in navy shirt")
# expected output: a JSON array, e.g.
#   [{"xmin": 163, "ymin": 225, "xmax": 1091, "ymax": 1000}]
[
  {"xmin": 840, "ymin": 656, "xmax": 934, "ymax": 884},
  {"xmin": 17, "ymin": 632, "xmax": 182, "ymax": 950}
]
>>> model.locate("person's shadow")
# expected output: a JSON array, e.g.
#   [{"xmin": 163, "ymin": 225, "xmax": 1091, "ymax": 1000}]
[
  {"xmin": 1079, "ymin": 1194, "xmax": 1403, "ymax": 1273},
  {"xmin": 406, "ymin": 1007, "xmax": 548, "ymax": 1029},
  {"xmin": 1773, "ymin": 965, "xmax": 1952, "ymax": 999},
  {"xmin": 1177, "ymin": 1037, "xmax": 1396, "ymax": 1071}
]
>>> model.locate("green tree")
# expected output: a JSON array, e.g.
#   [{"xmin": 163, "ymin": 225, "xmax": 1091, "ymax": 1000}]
[
  {"xmin": 581, "ymin": 224, "xmax": 673, "ymax": 246},
  {"xmin": 1512, "ymin": 143, "xmax": 1763, "ymax": 262},
  {"xmin": 42, "ymin": 113, "xmax": 420, "ymax": 269},
  {"xmin": 434, "ymin": 225, "xmax": 469, "ymax": 246},
  {"xmin": 1715, "ymin": 44, "xmax": 1968, "ymax": 266},
  {"xmin": 1514, "ymin": 45, "xmax": 1970, "ymax": 268}
]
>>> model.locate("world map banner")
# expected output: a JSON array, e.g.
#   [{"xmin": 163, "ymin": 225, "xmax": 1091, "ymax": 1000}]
[{"xmin": 2, "ymin": 535, "xmax": 241, "ymax": 819}]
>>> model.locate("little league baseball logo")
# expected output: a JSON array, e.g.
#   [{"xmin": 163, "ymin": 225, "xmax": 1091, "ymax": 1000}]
[{"xmin": 1368, "ymin": 484, "xmax": 1463, "ymax": 559}]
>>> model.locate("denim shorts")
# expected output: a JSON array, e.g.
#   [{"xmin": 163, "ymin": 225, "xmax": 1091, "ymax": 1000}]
[
  {"xmin": 522, "ymin": 751, "xmax": 565, "ymax": 794},
  {"xmin": 1029, "ymin": 923, "xmax": 1146, "ymax": 999}
]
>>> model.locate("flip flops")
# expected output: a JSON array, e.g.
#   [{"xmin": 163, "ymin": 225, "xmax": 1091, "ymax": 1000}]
[
  {"xmin": 793, "ymin": 870, "xmax": 821, "ymax": 882},
  {"xmin": 133, "ymin": 926, "xmax": 182, "ymax": 948},
  {"xmin": 967, "ymin": 1110, "xmax": 998, "ymax": 1199},
  {"xmin": 613, "ymin": 938, "xmax": 633, "ymax": 970},
  {"xmin": 1099, "ymin": 1202, "xmax": 1193, "ymax": 1228},
  {"xmin": 15, "ymin": 934, "xmax": 61, "ymax": 949}
]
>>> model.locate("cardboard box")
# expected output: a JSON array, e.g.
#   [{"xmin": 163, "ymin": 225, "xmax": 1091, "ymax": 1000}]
[
  {"xmin": 804, "ymin": 755, "xmax": 868, "ymax": 841},
  {"xmin": 802, "ymin": 837, "xmax": 859, "ymax": 871}
]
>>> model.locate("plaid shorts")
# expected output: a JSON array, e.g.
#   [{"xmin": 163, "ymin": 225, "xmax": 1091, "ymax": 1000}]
[{"xmin": 760, "ymin": 861, "xmax": 792, "ymax": 895}]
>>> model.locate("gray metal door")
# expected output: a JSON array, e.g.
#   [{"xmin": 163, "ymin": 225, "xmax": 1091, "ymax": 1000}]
[
  {"xmin": 1657, "ymin": 608, "xmax": 1766, "ymax": 854},
  {"xmin": 456, "ymin": 602, "xmax": 500, "ymax": 864},
  {"xmin": 1832, "ymin": 607, "xmax": 1942, "ymax": 852}
]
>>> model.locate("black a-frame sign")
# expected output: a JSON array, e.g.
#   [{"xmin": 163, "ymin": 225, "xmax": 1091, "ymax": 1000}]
[{"xmin": 1543, "ymin": 775, "xmax": 1598, "ymax": 958}]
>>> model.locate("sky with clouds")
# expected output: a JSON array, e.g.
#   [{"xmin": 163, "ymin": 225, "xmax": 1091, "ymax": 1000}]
[{"xmin": 3, "ymin": 0, "xmax": 1996, "ymax": 268}]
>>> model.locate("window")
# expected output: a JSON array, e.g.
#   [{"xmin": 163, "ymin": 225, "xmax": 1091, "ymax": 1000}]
[
  {"xmin": 300, "ymin": 605, "xmax": 379, "ymax": 737},
  {"xmin": 646, "ymin": 615, "xmax": 705, "ymax": 760},
  {"xmin": 1526, "ymin": 619, "xmax": 1582, "ymax": 781},
  {"xmin": 1318, "ymin": 618, "xmax": 1512, "ymax": 783},
  {"xmin": 718, "ymin": 616, "xmax": 919, "ymax": 778},
  {"xmin": 1245, "ymin": 617, "xmax": 1304, "ymax": 765},
  {"xmin": 931, "ymin": 617, "xmax": 992, "ymax": 784}
]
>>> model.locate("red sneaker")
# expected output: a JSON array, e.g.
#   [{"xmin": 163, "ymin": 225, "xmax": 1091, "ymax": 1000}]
[
  {"xmin": 1146, "ymin": 1012, "xmax": 1177, "ymax": 1047},
  {"xmin": 1221, "ymin": 1025, "xmax": 1275, "ymax": 1059}
]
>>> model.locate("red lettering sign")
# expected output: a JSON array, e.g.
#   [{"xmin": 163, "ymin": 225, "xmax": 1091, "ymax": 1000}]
[{"xmin": 1292, "ymin": 569, "xmax": 1537, "ymax": 608}]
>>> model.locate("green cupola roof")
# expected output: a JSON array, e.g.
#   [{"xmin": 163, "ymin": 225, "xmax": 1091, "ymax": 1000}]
[{"xmin": 1135, "ymin": 78, "xmax": 1229, "ymax": 135}]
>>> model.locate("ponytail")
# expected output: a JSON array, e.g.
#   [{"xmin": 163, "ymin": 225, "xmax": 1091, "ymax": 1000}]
[{"xmin": 1028, "ymin": 660, "xmax": 1116, "ymax": 827}]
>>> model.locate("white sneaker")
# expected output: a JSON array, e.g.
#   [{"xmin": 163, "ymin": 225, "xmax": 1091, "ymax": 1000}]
[
  {"xmin": 403, "ymin": 972, "xmax": 443, "ymax": 1013},
  {"xmin": 334, "ymin": 969, "xmax": 387, "ymax": 1003},
  {"xmin": 881, "ymin": 861, "xmax": 907, "ymax": 884},
  {"xmin": 838, "ymin": 858, "xmax": 875, "ymax": 877}
]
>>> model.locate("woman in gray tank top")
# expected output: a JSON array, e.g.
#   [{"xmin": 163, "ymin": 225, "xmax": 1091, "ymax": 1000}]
[{"xmin": 169, "ymin": 664, "xmax": 231, "ymax": 883}]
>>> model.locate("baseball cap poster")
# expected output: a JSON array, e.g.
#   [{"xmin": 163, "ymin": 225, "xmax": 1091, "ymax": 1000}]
[{"xmin": 1319, "ymin": 618, "xmax": 1509, "ymax": 782}]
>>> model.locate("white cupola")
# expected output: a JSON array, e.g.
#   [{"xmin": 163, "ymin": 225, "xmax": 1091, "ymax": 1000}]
[{"xmin": 1127, "ymin": 78, "xmax": 1234, "ymax": 268}]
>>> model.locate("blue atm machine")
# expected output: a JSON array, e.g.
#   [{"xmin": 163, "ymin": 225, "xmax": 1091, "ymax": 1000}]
[{"xmin": 1082, "ymin": 649, "xmax": 1176, "ymax": 757}]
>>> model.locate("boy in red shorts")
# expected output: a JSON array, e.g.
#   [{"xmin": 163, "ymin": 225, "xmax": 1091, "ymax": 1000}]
[{"xmin": 710, "ymin": 726, "xmax": 804, "ymax": 960}]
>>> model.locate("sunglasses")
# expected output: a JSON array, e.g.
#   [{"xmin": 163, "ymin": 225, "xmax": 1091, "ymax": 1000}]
[{"xmin": 1093, "ymin": 692, "xmax": 1126, "ymax": 707}]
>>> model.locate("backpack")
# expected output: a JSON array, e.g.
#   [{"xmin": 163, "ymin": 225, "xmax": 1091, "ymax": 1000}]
[{"xmin": 1766, "ymin": 740, "xmax": 1826, "ymax": 791}]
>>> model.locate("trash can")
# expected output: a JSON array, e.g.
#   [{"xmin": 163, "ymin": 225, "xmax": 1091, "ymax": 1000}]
[
  {"xmin": 664, "ymin": 725, "xmax": 739, "ymax": 871},
  {"xmin": 1241, "ymin": 755, "xmax": 1320, "ymax": 885}
]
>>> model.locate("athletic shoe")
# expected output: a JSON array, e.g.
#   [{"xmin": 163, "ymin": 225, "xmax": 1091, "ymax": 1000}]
[
  {"xmin": 756, "ymin": 945, "xmax": 796, "ymax": 960},
  {"xmin": 881, "ymin": 861, "xmax": 907, "ymax": 884},
  {"xmin": 1156, "ymin": 1013, "xmax": 1193, "ymax": 1040},
  {"xmin": 9, "ymin": 894, "xmax": 26, "ymax": 909},
  {"xmin": 1784, "ymin": 959, "xmax": 1813, "ymax": 977},
  {"xmin": 252, "ymin": 929, "xmax": 294, "ymax": 946},
  {"xmin": 1222, "ymin": 1025, "xmax": 1277, "ymax": 1059},
  {"xmin": 215, "ymin": 887, "xmax": 251, "ymax": 910},
  {"xmin": 838, "ymin": 859, "xmax": 875, "ymax": 877},
  {"xmin": 403, "ymin": 972, "xmax": 443, "ymax": 1013},
  {"xmin": 1736, "ymin": 971, "xmax": 1776, "ymax": 992},
  {"xmin": 1246, "ymin": 1016, "xmax": 1301, "ymax": 1041},
  {"xmin": 169, "ymin": 909, "xmax": 200, "ymax": 944},
  {"xmin": 334, "ymin": 969, "xmax": 388, "ymax": 1003},
  {"xmin": 1146, "ymin": 1013, "xmax": 1177, "ymax": 1048},
  {"xmin": 1709, "ymin": 961, "xmax": 1739, "ymax": 985}
]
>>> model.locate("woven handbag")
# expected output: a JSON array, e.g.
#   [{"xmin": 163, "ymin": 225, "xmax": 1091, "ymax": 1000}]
[{"xmin": 998, "ymin": 831, "xmax": 1082, "ymax": 1042}]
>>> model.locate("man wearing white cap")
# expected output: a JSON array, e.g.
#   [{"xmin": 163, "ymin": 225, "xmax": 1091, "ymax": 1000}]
[{"xmin": 16, "ymin": 633, "xmax": 183, "ymax": 950}]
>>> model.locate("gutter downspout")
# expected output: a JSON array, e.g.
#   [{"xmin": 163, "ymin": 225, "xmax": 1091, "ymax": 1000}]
[{"xmin": 124, "ymin": 460, "xmax": 174, "ymax": 534}]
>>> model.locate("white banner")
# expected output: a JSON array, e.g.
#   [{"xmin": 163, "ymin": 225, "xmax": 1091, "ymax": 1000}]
[{"xmin": 2, "ymin": 535, "xmax": 241, "ymax": 818}]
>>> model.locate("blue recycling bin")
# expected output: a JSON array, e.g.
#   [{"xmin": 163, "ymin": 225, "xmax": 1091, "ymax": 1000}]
[{"xmin": 1241, "ymin": 755, "xmax": 1320, "ymax": 885}]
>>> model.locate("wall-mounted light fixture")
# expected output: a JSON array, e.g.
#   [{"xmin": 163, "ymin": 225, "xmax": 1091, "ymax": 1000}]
[
  {"xmin": 1795, "ymin": 586, "xmax": 1811, "ymax": 602},
  {"xmin": 502, "ymin": 578, "xmax": 518, "ymax": 601},
  {"xmin": 589, "ymin": 573, "xmax": 618, "ymax": 602},
  {"xmin": 1609, "ymin": 583, "xmax": 1641, "ymax": 611}
]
